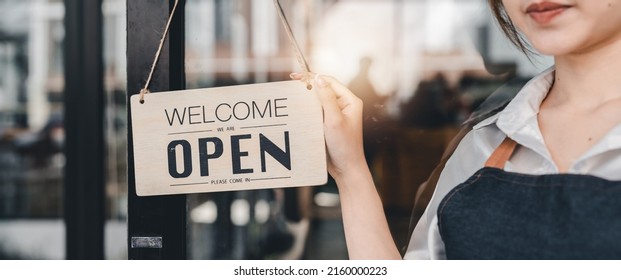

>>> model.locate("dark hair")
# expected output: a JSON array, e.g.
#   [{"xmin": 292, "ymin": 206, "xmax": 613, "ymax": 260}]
[{"xmin": 488, "ymin": 0, "xmax": 535, "ymax": 56}]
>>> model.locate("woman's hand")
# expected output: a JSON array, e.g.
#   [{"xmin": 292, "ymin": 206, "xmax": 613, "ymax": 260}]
[
  {"xmin": 290, "ymin": 73, "xmax": 368, "ymax": 180},
  {"xmin": 290, "ymin": 73, "xmax": 401, "ymax": 259}
]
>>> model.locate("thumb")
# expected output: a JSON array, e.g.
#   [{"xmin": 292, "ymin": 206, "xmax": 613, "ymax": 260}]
[{"xmin": 314, "ymin": 75, "xmax": 345, "ymax": 124}]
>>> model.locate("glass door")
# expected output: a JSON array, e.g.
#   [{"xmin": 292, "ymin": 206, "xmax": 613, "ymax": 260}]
[
  {"xmin": 0, "ymin": 0, "xmax": 65, "ymax": 259},
  {"xmin": 127, "ymin": 0, "xmax": 553, "ymax": 260}
]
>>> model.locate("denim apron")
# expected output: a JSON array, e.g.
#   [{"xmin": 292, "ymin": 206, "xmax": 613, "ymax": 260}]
[{"xmin": 437, "ymin": 137, "xmax": 621, "ymax": 259}]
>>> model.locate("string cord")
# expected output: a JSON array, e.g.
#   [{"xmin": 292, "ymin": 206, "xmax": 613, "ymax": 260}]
[
  {"xmin": 139, "ymin": 0, "xmax": 180, "ymax": 104},
  {"xmin": 273, "ymin": 0, "xmax": 313, "ymax": 90},
  {"xmin": 139, "ymin": 0, "xmax": 311, "ymax": 103}
]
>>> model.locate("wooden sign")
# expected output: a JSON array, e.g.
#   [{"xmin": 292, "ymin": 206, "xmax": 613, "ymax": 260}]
[{"xmin": 130, "ymin": 81, "xmax": 327, "ymax": 196}]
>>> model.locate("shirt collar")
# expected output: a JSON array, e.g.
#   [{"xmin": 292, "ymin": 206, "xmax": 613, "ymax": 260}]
[
  {"xmin": 578, "ymin": 123, "xmax": 621, "ymax": 162},
  {"xmin": 475, "ymin": 67, "xmax": 556, "ymax": 161},
  {"xmin": 474, "ymin": 67, "xmax": 555, "ymax": 132},
  {"xmin": 474, "ymin": 66, "xmax": 621, "ymax": 168},
  {"xmin": 496, "ymin": 66, "xmax": 555, "ymax": 136}
]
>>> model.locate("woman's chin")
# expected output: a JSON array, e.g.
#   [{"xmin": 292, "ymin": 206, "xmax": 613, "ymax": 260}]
[{"xmin": 529, "ymin": 41, "xmax": 581, "ymax": 57}]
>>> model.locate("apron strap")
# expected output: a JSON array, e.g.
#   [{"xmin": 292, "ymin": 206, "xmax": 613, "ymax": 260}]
[{"xmin": 485, "ymin": 137, "xmax": 518, "ymax": 169}]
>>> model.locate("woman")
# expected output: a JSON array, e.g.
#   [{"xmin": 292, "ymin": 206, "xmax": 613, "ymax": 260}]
[{"xmin": 292, "ymin": 0, "xmax": 621, "ymax": 259}]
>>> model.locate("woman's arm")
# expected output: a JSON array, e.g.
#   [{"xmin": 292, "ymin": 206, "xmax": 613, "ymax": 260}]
[
  {"xmin": 336, "ymin": 163, "xmax": 402, "ymax": 259},
  {"xmin": 291, "ymin": 73, "xmax": 401, "ymax": 259}
]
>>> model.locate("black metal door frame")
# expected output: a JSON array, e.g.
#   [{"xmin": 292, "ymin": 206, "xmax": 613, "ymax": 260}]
[
  {"xmin": 127, "ymin": 0, "xmax": 187, "ymax": 260},
  {"xmin": 64, "ymin": 0, "xmax": 105, "ymax": 260}
]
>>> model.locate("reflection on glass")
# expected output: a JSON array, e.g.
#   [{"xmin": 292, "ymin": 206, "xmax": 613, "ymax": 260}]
[
  {"xmin": 0, "ymin": 0, "xmax": 65, "ymax": 260},
  {"xmin": 0, "ymin": 0, "xmax": 128, "ymax": 260},
  {"xmin": 185, "ymin": 0, "xmax": 343, "ymax": 260},
  {"xmin": 103, "ymin": 0, "xmax": 127, "ymax": 260},
  {"xmin": 184, "ymin": 0, "xmax": 553, "ymax": 259}
]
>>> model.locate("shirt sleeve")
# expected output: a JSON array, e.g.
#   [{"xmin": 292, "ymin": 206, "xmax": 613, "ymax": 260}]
[{"xmin": 403, "ymin": 125, "xmax": 504, "ymax": 259}]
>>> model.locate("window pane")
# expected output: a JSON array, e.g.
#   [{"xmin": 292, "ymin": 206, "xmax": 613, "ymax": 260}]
[
  {"xmin": 103, "ymin": 0, "xmax": 127, "ymax": 260},
  {"xmin": 184, "ymin": 0, "xmax": 553, "ymax": 259},
  {"xmin": 0, "ymin": 0, "xmax": 65, "ymax": 260}
]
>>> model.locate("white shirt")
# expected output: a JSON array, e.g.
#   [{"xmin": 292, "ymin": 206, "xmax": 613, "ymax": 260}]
[{"xmin": 403, "ymin": 67, "xmax": 621, "ymax": 259}]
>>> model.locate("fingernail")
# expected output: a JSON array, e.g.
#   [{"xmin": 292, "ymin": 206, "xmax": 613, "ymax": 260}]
[{"xmin": 289, "ymin": 73, "xmax": 298, "ymax": 79}]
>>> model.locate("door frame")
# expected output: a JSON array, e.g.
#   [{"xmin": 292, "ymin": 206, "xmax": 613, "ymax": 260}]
[{"xmin": 126, "ymin": 0, "xmax": 187, "ymax": 260}]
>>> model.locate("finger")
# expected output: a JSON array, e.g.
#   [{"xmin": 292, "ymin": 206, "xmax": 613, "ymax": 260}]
[
  {"xmin": 289, "ymin": 72, "xmax": 303, "ymax": 80},
  {"xmin": 319, "ymin": 75, "xmax": 361, "ymax": 103},
  {"xmin": 315, "ymin": 75, "xmax": 344, "ymax": 124},
  {"xmin": 318, "ymin": 76, "xmax": 362, "ymax": 117},
  {"xmin": 289, "ymin": 72, "xmax": 315, "ymax": 81}
]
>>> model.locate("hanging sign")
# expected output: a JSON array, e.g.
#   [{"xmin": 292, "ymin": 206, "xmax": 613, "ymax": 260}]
[{"xmin": 130, "ymin": 81, "xmax": 327, "ymax": 196}]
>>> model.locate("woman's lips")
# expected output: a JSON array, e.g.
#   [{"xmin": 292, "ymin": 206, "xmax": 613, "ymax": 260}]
[{"xmin": 526, "ymin": 2, "xmax": 572, "ymax": 25}]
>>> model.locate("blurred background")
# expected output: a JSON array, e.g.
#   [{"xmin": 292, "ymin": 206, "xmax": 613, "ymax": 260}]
[{"xmin": 0, "ymin": 0, "xmax": 552, "ymax": 259}]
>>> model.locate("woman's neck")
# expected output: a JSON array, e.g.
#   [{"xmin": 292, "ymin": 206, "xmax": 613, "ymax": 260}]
[{"xmin": 549, "ymin": 38, "xmax": 621, "ymax": 110}]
